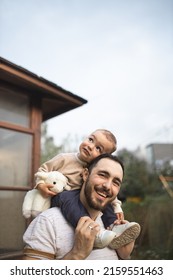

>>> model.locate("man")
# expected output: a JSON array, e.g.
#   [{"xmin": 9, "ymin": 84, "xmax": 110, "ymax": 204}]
[{"xmin": 23, "ymin": 153, "xmax": 140, "ymax": 260}]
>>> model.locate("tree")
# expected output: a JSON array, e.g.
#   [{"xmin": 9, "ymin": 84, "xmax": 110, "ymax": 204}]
[
  {"xmin": 117, "ymin": 149, "xmax": 148, "ymax": 198},
  {"xmin": 41, "ymin": 123, "xmax": 62, "ymax": 163},
  {"xmin": 117, "ymin": 149, "xmax": 161, "ymax": 198},
  {"xmin": 41, "ymin": 123, "xmax": 81, "ymax": 163}
]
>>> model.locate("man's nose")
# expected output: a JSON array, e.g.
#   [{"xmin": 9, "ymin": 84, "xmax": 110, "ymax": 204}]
[{"xmin": 102, "ymin": 181, "xmax": 111, "ymax": 189}]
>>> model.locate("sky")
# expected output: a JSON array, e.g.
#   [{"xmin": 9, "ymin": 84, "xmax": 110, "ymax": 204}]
[{"xmin": 1, "ymin": 0, "xmax": 173, "ymax": 152}]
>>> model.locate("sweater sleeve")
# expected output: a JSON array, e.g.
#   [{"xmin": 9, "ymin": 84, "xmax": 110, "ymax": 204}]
[
  {"xmin": 35, "ymin": 153, "xmax": 65, "ymax": 188},
  {"xmin": 111, "ymin": 197, "xmax": 123, "ymax": 213}
]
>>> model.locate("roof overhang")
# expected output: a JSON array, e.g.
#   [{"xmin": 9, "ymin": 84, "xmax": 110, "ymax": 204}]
[{"xmin": 0, "ymin": 57, "xmax": 87, "ymax": 121}]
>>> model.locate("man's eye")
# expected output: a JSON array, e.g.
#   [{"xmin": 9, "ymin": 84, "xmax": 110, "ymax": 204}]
[
  {"xmin": 88, "ymin": 137, "xmax": 93, "ymax": 142},
  {"xmin": 99, "ymin": 172, "xmax": 106, "ymax": 177},
  {"xmin": 113, "ymin": 181, "xmax": 121, "ymax": 187}
]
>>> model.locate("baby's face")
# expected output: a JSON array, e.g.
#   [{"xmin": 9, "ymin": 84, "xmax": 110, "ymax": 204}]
[{"xmin": 78, "ymin": 131, "xmax": 114, "ymax": 163}]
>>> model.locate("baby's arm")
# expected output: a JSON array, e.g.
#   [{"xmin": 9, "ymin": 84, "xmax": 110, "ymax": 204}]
[
  {"xmin": 35, "ymin": 154, "xmax": 65, "ymax": 197},
  {"xmin": 111, "ymin": 197, "xmax": 124, "ymax": 220},
  {"xmin": 37, "ymin": 183, "xmax": 57, "ymax": 197}
]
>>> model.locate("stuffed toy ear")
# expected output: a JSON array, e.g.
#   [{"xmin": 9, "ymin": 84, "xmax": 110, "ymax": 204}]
[{"xmin": 35, "ymin": 172, "xmax": 48, "ymax": 180}]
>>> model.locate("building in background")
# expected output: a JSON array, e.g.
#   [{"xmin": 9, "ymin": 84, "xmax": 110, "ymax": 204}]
[
  {"xmin": 0, "ymin": 57, "xmax": 87, "ymax": 259},
  {"xmin": 146, "ymin": 143, "xmax": 173, "ymax": 171}
]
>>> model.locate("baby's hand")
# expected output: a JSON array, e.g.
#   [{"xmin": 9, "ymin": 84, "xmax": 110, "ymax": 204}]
[
  {"xmin": 113, "ymin": 219, "xmax": 129, "ymax": 226},
  {"xmin": 116, "ymin": 212, "xmax": 124, "ymax": 221},
  {"xmin": 37, "ymin": 183, "xmax": 57, "ymax": 197}
]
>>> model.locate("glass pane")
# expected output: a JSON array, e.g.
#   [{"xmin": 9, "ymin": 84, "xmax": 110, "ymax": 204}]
[
  {"xmin": 0, "ymin": 86, "xmax": 30, "ymax": 127},
  {"xmin": 0, "ymin": 190, "xmax": 26, "ymax": 254},
  {"xmin": 0, "ymin": 128, "xmax": 32, "ymax": 187}
]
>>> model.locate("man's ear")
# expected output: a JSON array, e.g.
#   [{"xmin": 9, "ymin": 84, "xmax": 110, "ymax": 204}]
[{"xmin": 82, "ymin": 168, "xmax": 89, "ymax": 182}]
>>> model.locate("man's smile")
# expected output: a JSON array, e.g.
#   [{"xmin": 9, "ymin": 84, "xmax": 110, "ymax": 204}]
[{"xmin": 94, "ymin": 187, "xmax": 112, "ymax": 202}]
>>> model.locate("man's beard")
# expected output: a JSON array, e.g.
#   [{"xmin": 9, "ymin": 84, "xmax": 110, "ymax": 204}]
[{"xmin": 84, "ymin": 177, "xmax": 109, "ymax": 211}]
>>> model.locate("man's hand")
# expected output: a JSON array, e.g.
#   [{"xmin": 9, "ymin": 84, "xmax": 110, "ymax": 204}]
[{"xmin": 63, "ymin": 216, "xmax": 100, "ymax": 260}]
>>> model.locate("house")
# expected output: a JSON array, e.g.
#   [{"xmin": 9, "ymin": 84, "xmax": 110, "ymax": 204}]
[
  {"xmin": 0, "ymin": 57, "xmax": 87, "ymax": 259},
  {"xmin": 146, "ymin": 143, "xmax": 173, "ymax": 171}
]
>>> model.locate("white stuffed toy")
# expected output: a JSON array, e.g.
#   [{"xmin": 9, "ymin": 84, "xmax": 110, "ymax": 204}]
[{"xmin": 22, "ymin": 171, "xmax": 70, "ymax": 219}]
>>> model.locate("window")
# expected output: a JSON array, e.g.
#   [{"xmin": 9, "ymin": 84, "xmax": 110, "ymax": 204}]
[
  {"xmin": 0, "ymin": 128, "xmax": 32, "ymax": 187},
  {"xmin": 0, "ymin": 86, "xmax": 30, "ymax": 127}
]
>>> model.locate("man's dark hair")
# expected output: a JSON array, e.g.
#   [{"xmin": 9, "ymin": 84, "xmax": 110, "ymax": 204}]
[{"xmin": 87, "ymin": 153, "xmax": 124, "ymax": 175}]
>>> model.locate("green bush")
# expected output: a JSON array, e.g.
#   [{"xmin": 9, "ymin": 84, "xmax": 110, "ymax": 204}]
[{"xmin": 122, "ymin": 194, "xmax": 173, "ymax": 259}]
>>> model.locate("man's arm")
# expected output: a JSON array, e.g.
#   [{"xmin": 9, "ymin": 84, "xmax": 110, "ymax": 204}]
[
  {"xmin": 113, "ymin": 219, "xmax": 135, "ymax": 259},
  {"xmin": 116, "ymin": 241, "xmax": 135, "ymax": 259}
]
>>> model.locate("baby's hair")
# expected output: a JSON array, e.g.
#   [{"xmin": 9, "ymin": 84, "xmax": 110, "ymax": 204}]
[{"xmin": 94, "ymin": 129, "xmax": 117, "ymax": 153}]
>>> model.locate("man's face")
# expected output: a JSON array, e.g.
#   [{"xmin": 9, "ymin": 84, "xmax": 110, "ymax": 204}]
[{"xmin": 83, "ymin": 158, "xmax": 123, "ymax": 211}]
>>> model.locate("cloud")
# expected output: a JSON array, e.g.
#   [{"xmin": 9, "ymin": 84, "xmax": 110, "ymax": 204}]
[{"xmin": 1, "ymin": 0, "xmax": 173, "ymax": 151}]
